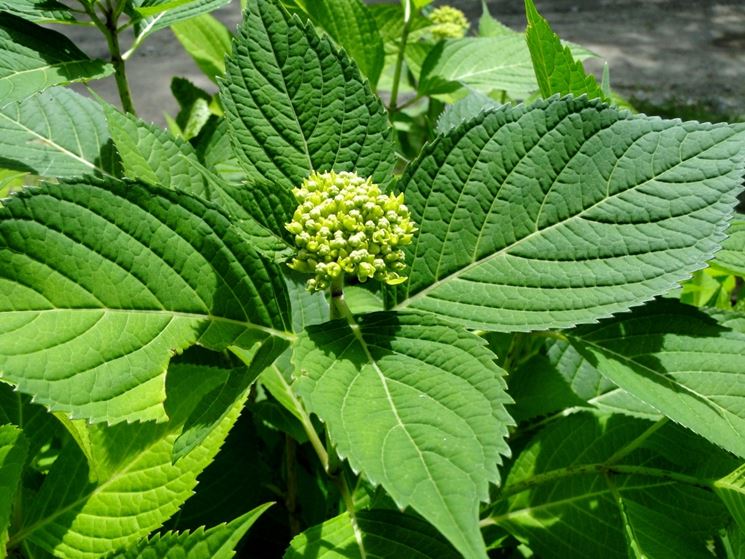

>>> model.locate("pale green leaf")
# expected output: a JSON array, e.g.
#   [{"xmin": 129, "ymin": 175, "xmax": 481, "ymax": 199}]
[
  {"xmin": 0, "ymin": 0, "xmax": 79, "ymax": 24},
  {"xmin": 0, "ymin": 179, "xmax": 291, "ymax": 424},
  {"xmin": 712, "ymin": 213, "xmax": 745, "ymax": 277},
  {"xmin": 295, "ymin": 0, "xmax": 384, "ymax": 88},
  {"xmin": 10, "ymin": 365, "xmax": 247, "ymax": 558},
  {"xmin": 715, "ymin": 463, "xmax": 745, "ymax": 532},
  {"xmin": 106, "ymin": 503, "xmax": 273, "ymax": 559},
  {"xmin": 284, "ymin": 509, "xmax": 461, "ymax": 558},
  {"xmin": 567, "ymin": 299, "xmax": 745, "ymax": 458},
  {"xmin": 418, "ymin": 34, "xmax": 594, "ymax": 100},
  {"xmin": 0, "ymin": 14, "xmax": 112, "ymax": 107},
  {"xmin": 169, "ymin": 77, "xmax": 214, "ymax": 140},
  {"xmin": 171, "ymin": 13, "xmax": 232, "ymax": 83},
  {"xmin": 0, "ymin": 87, "xmax": 119, "ymax": 179},
  {"xmin": 294, "ymin": 312, "xmax": 512, "ymax": 559},
  {"xmin": 195, "ymin": 118, "xmax": 246, "ymax": 183},
  {"xmin": 132, "ymin": 0, "xmax": 230, "ymax": 38},
  {"xmin": 221, "ymin": 0, "xmax": 396, "ymax": 192},
  {"xmin": 0, "ymin": 424, "xmax": 28, "ymax": 556},
  {"xmin": 478, "ymin": 0, "xmax": 515, "ymax": 38},
  {"xmin": 525, "ymin": 0, "xmax": 606, "ymax": 101},
  {"xmin": 492, "ymin": 413, "xmax": 731, "ymax": 559},
  {"xmin": 392, "ymin": 96, "xmax": 745, "ymax": 331}
]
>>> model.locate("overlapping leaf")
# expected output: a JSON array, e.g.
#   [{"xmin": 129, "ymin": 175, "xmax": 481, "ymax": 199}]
[
  {"xmin": 0, "ymin": 179, "xmax": 291, "ymax": 424},
  {"xmin": 221, "ymin": 0, "xmax": 396, "ymax": 192},
  {"xmin": 525, "ymin": 0, "xmax": 606, "ymax": 101},
  {"xmin": 0, "ymin": 0, "xmax": 78, "ymax": 24},
  {"xmin": 716, "ymin": 463, "xmax": 745, "ymax": 532},
  {"xmin": 0, "ymin": 87, "xmax": 118, "ymax": 179},
  {"xmin": 492, "ymin": 413, "xmax": 732, "ymax": 559},
  {"xmin": 392, "ymin": 96, "xmax": 745, "ymax": 331},
  {"xmin": 171, "ymin": 14, "xmax": 232, "ymax": 83},
  {"xmin": 11, "ymin": 365, "xmax": 248, "ymax": 558},
  {"xmin": 284, "ymin": 510, "xmax": 461, "ymax": 558},
  {"xmin": 0, "ymin": 14, "xmax": 111, "ymax": 107},
  {"xmin": 567, "ymin": 299, "xmax": 745, "ymax": 458},
  {"xmin": 130, "ymin": 0, "xmax": 230, "ymax": 39},
  {"xmin": 294, "ymin": 312, "xmax": 512, "ymax": 559},
  {"xmin": 106, "ymin": 504, "xmax": 272, "ymax": 559},
  {"xmin": 294, "ymin": 0, "xmax": 384, "ymax": 88},
  {"xmin": 711, "ymin": 213, "xmax": 745, "ymax": 276},
  {"xmin": 0, "ymin": 424, "xmax": 27, "ymax": 556}
]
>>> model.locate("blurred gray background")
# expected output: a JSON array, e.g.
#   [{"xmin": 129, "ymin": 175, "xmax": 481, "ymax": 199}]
[{"xmin": 66, "ymin": 0, "xmax": 745, "ymax": 124}]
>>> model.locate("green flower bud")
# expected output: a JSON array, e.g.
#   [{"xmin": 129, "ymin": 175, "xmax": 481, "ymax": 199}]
[
  {"xmin": 285, "ymin": 171, "xmax": 417, "ymax": 291},
  {"xmin": 428, "ymin": 6, "xmax": 469, "ymax": 40}
]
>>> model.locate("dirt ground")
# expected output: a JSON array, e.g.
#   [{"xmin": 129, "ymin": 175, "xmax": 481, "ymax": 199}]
[{"xmin": 66, "ymin": 0, "xmax": 745, "ymax": 125}]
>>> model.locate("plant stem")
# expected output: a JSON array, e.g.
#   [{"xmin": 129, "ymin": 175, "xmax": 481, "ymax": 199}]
[
  {"xmin": 388, "ymin": 0, "xmax": 413, "ymax": 115},
  {"xmin": 333, "ymin": 471, "xmax": 367, "ymax": 559},
  {"xmin": 81, "ymin": 0, "xmax": 136, "ymax": 114}
]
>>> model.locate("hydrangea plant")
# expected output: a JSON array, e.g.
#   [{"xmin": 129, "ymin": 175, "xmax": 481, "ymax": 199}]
[{"xmin": 0, "ymin": 0, "xmax": 744, "ymax": 558}]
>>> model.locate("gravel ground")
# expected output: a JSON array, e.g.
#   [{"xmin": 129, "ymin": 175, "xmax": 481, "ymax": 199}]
[{"xmin": 65, "ymin": 0, "xmax": 745, "ymax": 124}]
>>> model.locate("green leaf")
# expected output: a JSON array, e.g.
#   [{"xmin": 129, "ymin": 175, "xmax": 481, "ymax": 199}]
[
  {"xmin": 525, "ymin": 0, "xmax": 606, "ymax": 101},
  {"xmin": 542, "ymin": 339, "xmax": 660, "ymax": 418},
  {"xmin": 106, "ymin": 503, "xmax": 272, "ymax": 559},
  {"xmin": 478, "ymin": 0, "xmax": 515, "ymax": 38},
  {"xmin": 294, "ymin": 312, "xmax": 512, "ymax": 559},
  {"xmin": 566, "ymin": 299, "xmax": 745, "ymax": 459},
  {"xmin": 0, "ymin": 424, "xmax": 28, "ymax": 556},
  {"xmin": 284, "ymin": 509, "xmax": 461, "ymax": 558},
  {"xmin": 391, "ymin": 97, "xmax": 745, "ymax": 331},
  {"xmin": 715, "ymin": 463, "xmax": 745, "ymax": 532},
  {"xmin": 492, "ymin": 413, "xmax": 731, "ymax": 559},
  {"xmin": 0, "ymin": 179, "xmax": 291, "ymax": 424},
  {"xmin": 173, "ymin": 337, "xmax": 287, "ymax": 462},
  {"xmin": 0, "ymin": 13, "xmax": 112, "ymax": 107},
  {"xmin": 221, "ymin": 0, "xmax": 396, "ymax": 191},
  {"xmin": 0, "ymin": 0, "xmax": 79, "ymax": 24},
  {"xmin": 294, "ymin": 0, "xmax": 384, "ymax": 88},
  {"xmin": 131, "ymin": 0, "xmax": 230, "ymax": 38},
  {"xmin": 171, "ymin": 13, "xmax": 232, "ymax": 83},
  {"xmin": 712, "ymin": 213, "xmax": 745, "ymax": 277},
  {"xmin": 169, "ymin": 77, "xmax": 214, "ymax": 140},
  {"xmin": 11, "ymin": 365, "xmax": 248, "ymax": 558},
  {"xmin": 435, "ymin": 90, "xmax": 501, "ymax": 136},
  {"xmin": 0, "ymin": 87, "xmax": 119, "ymax": 179},
  {"xmin": 195, "ymin": 118, "xmax": 246, "ymax": 183},
  {"xmin": 105, "ymin": 105, "xmax": 292, "ymax": 256}
]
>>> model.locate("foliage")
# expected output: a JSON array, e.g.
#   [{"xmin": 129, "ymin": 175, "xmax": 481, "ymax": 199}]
[{"xmin": 0, "ymin": 0, "xmax": 744, "ymax": 557}]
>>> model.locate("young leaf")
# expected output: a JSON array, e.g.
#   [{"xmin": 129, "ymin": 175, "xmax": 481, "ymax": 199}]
[
  {"xmin": 171, "ymin": 13, "xmax": 232, "ymax": 83},
  {"xmin": 478, "ymin": 0, "xmax": 515, "ymax": 38},
  {"xmin": 392, "ymin": 96, "xmax": 745, "ymax": 331},
  {"xmin": 293, "ymin": 0, "xmax": 385, "ymax": 88},
  {"xmin": 0, "ymin": 180, "xmax": 291, "ymax": 424},
  {"xmin": 294, "ymin": 312, "xmax": 513, "ymax": 559},
  {"xmin": 525, "ymin": 0, "xmax": 607, "ymax": 101},
  {"xmin": 492, "ymin": 413, "xmax": 731, "ymax": 559},
  {"xmin": 284, "ymin": 509, "xmax": 461, "ymax": 558},
  {"xmin": 220, "ymin": 0, "xmax": 396, "ymax": 191},
  {"xmin": 566, "ymin": 299, "xmax": 745, "ymax": 458},
  {"xmin": 106, "ymin": 503, "xmax": 273, "ymax": 559},
  {"xmin": 0, "ymin": 87, "xmax": 119, "ymax": 179},
  {"xmin": 0, "ymin": 425, "xmax": 28, "ymax": 556},
  {"xmin": 12, "ymin": 364, "xmax": 249, "ymax": 558},
  {"xmin": 435, "ymin": 90, "xmax": 501, "ymax": 136},
  {"xmin": 195, "ymin": 118, "xmax": 246, "ymax": 183},
  {"xmin": 169, "ymin": 77, "xmax": 214, "ymax": 140},
  {"xmin": 0, "ymin": 0, "xmax": 79, "ymax": 24},
  {"xmin": 0, "ymin": 14, "xmax": 112, "ymax": 107}
]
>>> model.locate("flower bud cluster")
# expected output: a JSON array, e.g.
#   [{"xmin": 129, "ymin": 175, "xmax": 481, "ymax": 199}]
[
  {"xmin": 428, "ymin": 6, "xmax": 469, "ymax": 40},
  {"xmin": 286, "ymin": 171, "xmax": 416, "ymax": 292}
]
